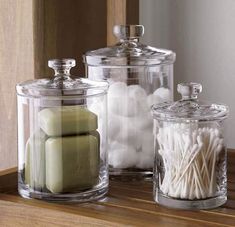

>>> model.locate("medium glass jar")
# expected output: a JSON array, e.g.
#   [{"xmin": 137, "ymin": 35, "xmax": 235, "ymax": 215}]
[
  {"xmin": 84, "ymin": 25, "xmax": 176, "ymax": 180},
  {"xmin": 16, "ymin": 59, "xmax": 109, "ymax": 202},
  {"xmin": 152, "ymin": 82, "xmax": 229, "ymax": 209}
]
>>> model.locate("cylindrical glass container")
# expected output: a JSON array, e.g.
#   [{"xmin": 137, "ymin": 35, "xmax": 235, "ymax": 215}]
[
  {"xmin": 83, "ymin": 25, "xmax": 176, "ymax": 180},
  {"xmin": 152, "ymin": 82, "xmax": 229, "ymax": 209},
  {"xmin": 16, "ymin": 59, "xmax": 109, "ymax": 202}
]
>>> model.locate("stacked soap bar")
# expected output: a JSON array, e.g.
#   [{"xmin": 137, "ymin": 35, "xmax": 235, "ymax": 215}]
[
  {"xmin": 25, "ymin": 130, "xmax": 47, "ymax": 190},
  {"xmin": 46, "ymin": 135, "xmax": 99, "ymax": 193},
  {"xmin": 106, "ymin": 82, "xmax": 171, "ymax": 169},
  {"xmin": 39, "ymin": 106, "xmax": 98, "ymax": 136},
  {"xmin": 25, "ymin": 106, "xmax": 100, "ymax": 193}
]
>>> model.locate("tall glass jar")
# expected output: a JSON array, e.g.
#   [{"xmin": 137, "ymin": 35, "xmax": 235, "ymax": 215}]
[
  {"xmin": 16, "ymin": 59, "xmax": 109, "ymax": 202},
  {"xmin": 152, "ymin": 82, "xmax": 229, "ymax": 209},
  {"xmin": 84, "ymin": 25, "xmax": 176, "ymax": 180}
]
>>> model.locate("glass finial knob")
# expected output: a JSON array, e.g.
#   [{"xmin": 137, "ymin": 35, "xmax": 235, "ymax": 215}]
[
  {"xmin": 177, "ymin": 82, "xmax": 202, "ymax": 100},
  {"xmin": 113, "ymin": 25, "xmax": 144, "ymax": 40},
  {"xmin": 48, "ymin": 59, "xmax": 76, "ymax": 76}
]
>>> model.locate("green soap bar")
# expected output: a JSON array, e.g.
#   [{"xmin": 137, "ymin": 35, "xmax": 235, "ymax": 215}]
[
  {"xmin": 45, "ymin": 133, "xmax": 100, "ymax": 193},
  {"xmin": 90, "ymin": 130, "xmax": 100, "ymax": 147},
  {"xmin": 25, "ymin": 130, "xmax": 46, "ymax": 189},
  {"xmin": 39, "ymin": 106, "xmax": 98, "ymax": 136}
]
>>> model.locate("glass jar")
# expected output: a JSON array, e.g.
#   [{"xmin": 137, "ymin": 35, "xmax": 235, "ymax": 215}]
[
  {"xmin": 16, "ymin": 59, "xmax": 109, "ymax": 202},
  {"xmin": 152, "ymin": 82, "xmax": 229, "ymax": 209},
  {"xmin": 83, "ymin": 25, "xmax": 176, "ymax": 180}
]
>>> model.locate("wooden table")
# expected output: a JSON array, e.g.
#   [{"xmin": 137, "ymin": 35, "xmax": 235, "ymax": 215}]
[{"xmin": 0, "ymin": 151, "xmax": 234, "ymax": 227}]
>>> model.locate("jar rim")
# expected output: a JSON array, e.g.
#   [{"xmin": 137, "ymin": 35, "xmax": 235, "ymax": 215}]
[
  {"xmin": 151, "ymin": 82, "xmax": 229, "ymax": 122},
  {"xmin": 16, "ymin": 78, "xmax": 109, "ymax": 98}
]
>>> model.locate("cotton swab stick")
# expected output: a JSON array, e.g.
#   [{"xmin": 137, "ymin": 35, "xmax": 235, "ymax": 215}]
[{"xmin": 156, "ymin": 123, "xmax": 223, "ymax": 200}]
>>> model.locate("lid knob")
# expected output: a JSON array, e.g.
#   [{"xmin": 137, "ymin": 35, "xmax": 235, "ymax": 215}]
[
  {"xmin": 48, "ymin": 59, "xmax": 76, "ymax": 76},
  {"xmin": 177, "ymin": 82, "xmax": 202, "ymax": 100},
  {"xmin": 113, "ymin": 25, "xmax": 144, "ymax": 40}
]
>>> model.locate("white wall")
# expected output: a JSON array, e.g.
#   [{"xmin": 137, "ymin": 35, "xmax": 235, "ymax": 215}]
[{"xmin": 140, "ymin": 0, "xmax": 235, "ymax": 148}]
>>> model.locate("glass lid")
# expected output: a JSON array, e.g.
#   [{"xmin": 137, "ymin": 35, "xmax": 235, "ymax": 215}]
[
  {"xmin": 16, "ymin": 59, "xmax": 108, "ymax": 97},
  {"xmin": 83, "ymin": 25, "xmax": 176, "ymax": 66},
  {"xmin": 152, "ymin": 82, "xmax": 229, "ymax": 121}
]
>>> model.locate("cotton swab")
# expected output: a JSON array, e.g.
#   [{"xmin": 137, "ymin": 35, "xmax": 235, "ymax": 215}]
[{"xmin": 157, "ymin": 123, "xmax": 224, "ymax": 200}]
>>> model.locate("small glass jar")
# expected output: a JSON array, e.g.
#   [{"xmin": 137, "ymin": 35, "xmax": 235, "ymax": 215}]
[
  {"xmin": 152, "ymin": 82, "xmax": 229, "ymax": 209},
  {"xmin": 84, "ymin": 25, "xmax": 176, "ymax": 180},
  {"xmin": 16, "ymin": 59, "xmax": 109, "ymax": 202}
]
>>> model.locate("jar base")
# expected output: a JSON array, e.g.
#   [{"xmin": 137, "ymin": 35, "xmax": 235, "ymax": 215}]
[
  {"xmin": 155, "ymin": 192, "xmax": 227, "ymax": 210},
  {"xmin": 18, "ymin": 182, "xmax": 108, "ymax": 203},
  {"xmin": 109, "ymin": 167, "xmax": 152, "ymax": 181}
]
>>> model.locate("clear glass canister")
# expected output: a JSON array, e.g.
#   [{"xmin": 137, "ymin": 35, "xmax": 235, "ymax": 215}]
[
  {"xmin": 16, "ymin": 59, "xmax": 109, "ymax": 202},
  {"xmin": 152, "ymin": 82, "xmax": 229, "ymax": 209},
  {"xmin": 83, "ymin": 25, "xmax": 176, "ymax": 180}
]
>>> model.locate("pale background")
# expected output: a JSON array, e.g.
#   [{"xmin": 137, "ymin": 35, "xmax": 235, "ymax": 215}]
[{"xmin": 140, "ymin": 0, "xmax": 235, "ymax": 148}]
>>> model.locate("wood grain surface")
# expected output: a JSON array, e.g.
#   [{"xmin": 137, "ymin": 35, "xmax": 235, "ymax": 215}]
[
  {"xmin": 0, "ymin": 0, "xmax": 34, "ymax": 171},
  {"xmin": 107, "ymin": 0, "xmax": 126, "ymax": 45},
  {"xmin": 0, "ymin": 150, "xmax": 234, "ymax": 227},
  {"xmin": 33, "ymin": 0, "xmax": 107, "ymax": 78},
  {"xmin": 107, "ymin": 0, "xmax": 139, "ymax": 45}
]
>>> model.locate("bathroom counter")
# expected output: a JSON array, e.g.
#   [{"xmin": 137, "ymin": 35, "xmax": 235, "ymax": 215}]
[{"xmin": 0, "ymin": 151, "xmax": 234, "ymax": 227}]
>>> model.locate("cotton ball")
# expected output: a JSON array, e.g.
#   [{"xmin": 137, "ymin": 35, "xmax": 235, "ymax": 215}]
[
  {"xmin": 108, "ymin": 82, "xmax": 127, "ymax": 115},
  {"xmin": 108, "ymin": 95, "xmax": 140, "ymax": 117},
  {"xmin": 135, "ymin": 112, "xmax": 153, "ymax": 130},
  {"xmin": 108, "ymin": 83, "xmax": 137, "ymax": 117},
  {"xmin": 135, "ymin": 153, "xmax": 154, "ymax": 169},
  {"xmin": 108, "ymin": 96, "xmax": 124, "ymax": 115},
  {"xmin": 128, "ymin": 85, "xmax": 149, "ymax": 114},
  {"xmin": 141, "ymin": 131, "xmax": 154, "ymax": 156},
  {"xmin": 153, "ymin": 87, "xmax": 171, "ymax": 102},
  {"xmin": 108, "ymin": 83, "xmax": 148, "ymax": 117},
  {"xmin": 135, "ymin": 131, "xmax": 154, "ymax": 169},
  {"xmin": 108, "ymin": 141, "xmax": 137, "ymax": 168},
  {"xmin": 108, "ymin": 113, "xmax": 121, "ymax": 140},
  {"xmin": 115, "ymin": 116, "xmax": 141, "ymax": 149},
  {"xmin": 147, "ymin": 94, "xmax": 163, "ymax": 108},
  {"xmin": 108, "ymin": 82, "xmax": 127, "ymax": 97},
  {"xmin": 138, "ymin": 102, "xmax": 149, "ymax": 114},
  {"xmin": 128, "ymin": 85, "xmax": 147, "ymax": 100},
  {"xmin": 122, "ymin": 97, "xmax": 139, "ymax": 117}
]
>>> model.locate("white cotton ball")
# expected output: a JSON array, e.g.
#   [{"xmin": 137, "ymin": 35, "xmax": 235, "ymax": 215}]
[
  {"xmin": 134, "ymin": 98, "xmax": 149, "ymax": 115},
  {"xmin": 135, "ymin": 131, "xmax": 154, "ymax": 169},
  {"xmin": 108, "ymin": 96, "xmax": 123, "ymax": 115},
  {"xmin": 141, "ymin": 131, "xmax": 154, "ymax": 155},
  {"xmin": 135, "ymin": 153, "xmax": 154, "ymax": 169},
  {"xmin": 108, "ymin": 141, "xmax": 137, "ymax": 168},
  {"xmin": 128, "ymin": 85, "xmax": 147, "ymax": 100},
  {"xmin": 153, "ymin": 87, "xmax": 171, "ymax": 102},
  {"xmin": 108, "ymin": 95, "xmax": 140, "ymax": 117},
  {"xmin": 108, "ymin": 113, "xmax": 121, "ymax": 140},
  {"xmin": 147, "ymin": 94, "xmax": 163, "ymax": 108},
  {"xmin": 122, "ymin": 97, "xmax": 140, "ymax": 117},
  {"xmin": 115, "ymin": 117, "xmax": 141, "ymax": 149},
  {"xmin": 128, "ymin": 85, "xmax": 149, "ymax": 114},
  {"xmin": 135, "ymin": 112, "xmax": 153, "ymax": 130},
  {"xmin": 108, "ymin": 83, "xmax": 149, "ymax": 117},
  {"xmin": 108, "ymin": 82, "xmax": 127, "ymax": 97},
  {"xmin": 138, "ymin": 102, "xmax": 149, "ymax": 114},
  {"xmin": 108, "ymin": 82, "xmax": 128, "ymax": 115}
]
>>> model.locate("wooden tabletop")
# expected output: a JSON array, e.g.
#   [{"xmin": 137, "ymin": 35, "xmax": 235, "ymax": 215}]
[{"xmin": 0, "ymin": 151, "xmax": 235, "ymax": 227}]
